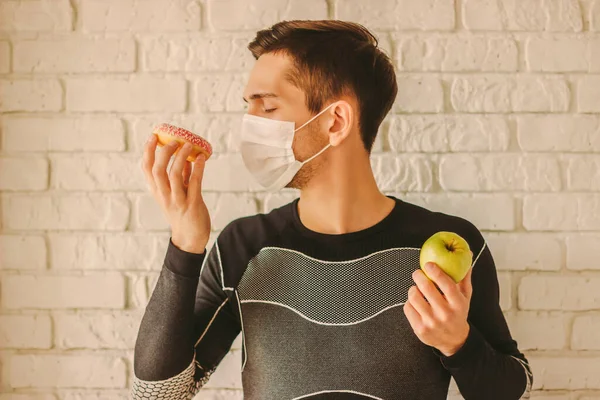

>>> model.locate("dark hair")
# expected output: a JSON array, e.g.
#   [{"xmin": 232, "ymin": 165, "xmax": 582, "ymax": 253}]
[{"xmin": 248, "ymin": 20, "xmax": 397, "ymax": 153}]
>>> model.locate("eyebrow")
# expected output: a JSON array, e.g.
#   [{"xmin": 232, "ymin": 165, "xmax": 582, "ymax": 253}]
[{"xmin": 242, "ymin": 92, "xmax": 278, "ymax": 103}]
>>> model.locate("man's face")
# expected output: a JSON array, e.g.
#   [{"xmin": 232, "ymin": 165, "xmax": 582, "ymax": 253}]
[{"xmin": 242, "ymin": 52, "xmax": 331, "ymax": 190}]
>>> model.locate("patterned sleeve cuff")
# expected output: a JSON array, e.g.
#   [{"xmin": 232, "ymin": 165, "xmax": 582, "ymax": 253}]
[{"xmin": 164, "ymin": 237, "xmax": 207, "ymax": 278}]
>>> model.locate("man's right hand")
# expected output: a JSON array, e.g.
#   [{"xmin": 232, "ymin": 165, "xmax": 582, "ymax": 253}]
[{"xmin": 141, "ymin": 134, "xmax": 211, "ymax": 254}]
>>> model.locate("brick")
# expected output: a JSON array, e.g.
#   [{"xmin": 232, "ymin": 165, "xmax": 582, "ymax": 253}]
[
  {"xmin": 566, "ymin": 234, "xmax": 600, "ymax": 270},
  {"xmin": 451, "ymin": 76, "xmax": 570, "ymax": 112},
  {"xmin": 0, "ymin": 42, "xmax": 9, "ymax": 73},
  {"xmin": 519, "ymin": 276, "xmax": 600, "ymax": 310},
  {"xmin": 2, "ymin": 274, "xmax": 125, "ymax": 309},
  {"xmin": 463, "ymin": 0, "xmax": 583, "ymax": 31},
  {"xmin": 49, "ymin": 233, "xmax": 168, "ymax": 271},
  {"xmin": 498, "ymin": 273, "xmax": 512, "ymax": 311},
  {"xmin": 440, "ymin": 154, "xmax": 560, "ymax": 192},
  {"xmin": 80, "ymin": 0, "xmax": 201, "ymax": 32},
  {"xmin": 0, "ymin": 315, "xmax": 52, "ymax": 349},
  {"xmin": 403, "ymin": 194, "xmax": 515, "ymax": 231},
  {"xmin": 210, "ymin": 193, "xmax": 258, "ymax": 231},
  {"xmin": 202, "ymin": 154, "xmax": 264, "ymax": 192},
  {"xmin": 2, "ymin": 194, "xmax": 129, "ymax": 231},
  {"xmin": 578, "ymin": 76, "xmax": 600, "ymax": 113},
  {"xmin": 505, "ymin": 311, "xmax": 567, "ymax": 350},
  {"xmin": 592, "ymin": 37, "xmax": 600, "ymax": 71},
  {"xmin": 0, "ymin": 157, "xmax": 48, "ymax": 191},
  {"xmin": 563, "ymin": 155, "xmax": 600, "ymax": 191},
  {"xmin": 388, "ymin": 115, "xmax": 510, "ymax": 153},
  {"xmin": 524, "ymin": 194, "xmax": 600, "ymax": 231},
  {"xmin": 529, "ymin": 356, "xmax": 600, "ymax": 389},
  {"xmin": 133, "ymin": 193, "xmax": 258, "ymax": 231},
  {"xmin": 262, "ymin": 192, "xmax": 299, "ymax": 213},
  {"xmin": 54, "ymin": 312, "xmax": 142, "ymax": 349},
  {"xmin": 0, "ymin": 235, "xmax": 46, "ymax": 270},
  {"xmin": 51, "ymin": 154, "xmax": 143, "ymax": 191},
  {"xmin": 517, "ymin": 115, "xmax": 600, "ymax": 152},
  {"xmin": 196, "ymin": 390, "xmax": 243, "ymax": 399},
  {"xmin": 128, "ymin": 272, "xmax": 152, "ymax": 310},
  {"xmin": 139, "ymin": 34, "xmax": 254, "ymax": 72},
  {"xmin": 0, "ymin": 0, "xmax": 72, "ymax": 32},
  {"xmin": 394, "ymin": 34, "xmax": 518, "ymax": 72},
  {"xmin": 9, "ymin": 355, "xmax": 126, "ymax": 388},
  {"xmin": 132, "ymin": 194, "xmax": 172, "ymax": 231},
  {"xmin": 337, "ymin": 0, "xmax": 454, "ymax": 30},
  {"xmin": 590, "ymin": 0, "xmax": 600, "ymax": 31},
  {"xmin": 529, "ymin": 393, "xmax": 575, "ymax": 400},
  {"xmin": 525, "ymin": 36, "xmax": 590, "ymax": 72},
  {"xmin": 58, "ymin": 392, "xmax": 129, "ymax": 400},
  {"xmin": 66, "ymin": 76, "xmax": 186, "ymax": 112},
  {"xmin": 371, "ymin": 154, "xmax": 433, "ymax": 192},
  {"xmin": 2, "ymin": 117, "xmax": 126, "ymax": 153},
  {"xmin": 192, "ymin": 74, "xmax": 247, "ymax": 112},
  {"xmin": 14, "ymin": 37, "xmax": 135, "ymax": 73},
  {"xmin": 0, "ymin": 79, "xmax": 62, "ymax": 112},
  {"xmin": 0, "ymin": 395, "xmax": 56, "ymax": 400},
  {"xmin": 127, "ymin": 114, "xmax": 239, "ymax": 154},
  {"xmin": 209, "ymin": 0, "xmax": 327, "ymax": 31},
  {"xmin": 394, "ymin": 76, "xmax": 443, "ymax": 113},
  {"xmin": 572, "ymin": 314, "xmax": 600, "ymax": 350},
  {"xmin": 485, "ymin": 233, "xmax": 562, "ymax": 271},
  {"xmin": 231, "ymin": 333, "xmax": 243, "ymax": 351}
]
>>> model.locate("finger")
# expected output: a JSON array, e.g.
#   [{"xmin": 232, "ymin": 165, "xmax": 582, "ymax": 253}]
[
  {"xmin": 169, "ymin": 142, "xmax": 193, "ymax": 205},
  {"xmin": 142, "ymin": 134, "xmax": 159, "ymax": 193},
  {"xmin": 407, "ymin": 285, "xmax": 433, "ymax": 322},
  {"xmin": 458, "ymin": 267, "xmax": 474, "ymax": 300},
  {"xmin": 188, "ymin": 153, "xmax": 207, "ymax": 206},
  {"xmin": 413, "ymin": 269, "xmax": 450, "ymax": 313},
  {"xmin": 403, "ymin": 301, "xmax": 423, "ymax": 330},
  {"xmin": 423, "ymin": 263, "xmax": 462, "ymax": 306},
  {"xmin": 152, "ymin": 140, "xmax": 179, "ymax": 200},
  {"xmin": 183, "ymin": 160, "xmax": 192, "ymax": 187}
]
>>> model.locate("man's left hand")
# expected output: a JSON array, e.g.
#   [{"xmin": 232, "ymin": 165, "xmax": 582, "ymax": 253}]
[{"xmin": 403, "ymin": 261, "xmax": 474, "ymax": 357}]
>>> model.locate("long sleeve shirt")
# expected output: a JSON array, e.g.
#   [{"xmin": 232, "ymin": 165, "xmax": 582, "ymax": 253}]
[{"xmin": 132, "ymin": 195, "xmax": 533, "ymax": 400}]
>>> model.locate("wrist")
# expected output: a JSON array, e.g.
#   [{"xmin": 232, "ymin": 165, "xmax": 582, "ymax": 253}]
[
  {"xmin": 439, "ymin": 323, "xmax": 470, "ymax": 357},
  {"xmin": 171, "ymin": 235, "xmax": 207, "ymax": 254}
]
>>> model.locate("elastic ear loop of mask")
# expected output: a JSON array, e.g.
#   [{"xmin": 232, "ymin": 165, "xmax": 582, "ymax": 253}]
[{"xmin": 294, "ymin": 102, "xmax": 336, "ymax": 165}]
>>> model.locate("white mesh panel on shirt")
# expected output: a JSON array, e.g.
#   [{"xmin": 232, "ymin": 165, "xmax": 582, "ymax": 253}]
[
  {"xmin": 237, "ymin": 247, "xmax": 421, "ymax": 325},
  {"xmin": 131, "ymin": 358, "xmax": 215, "ymax": 400}
]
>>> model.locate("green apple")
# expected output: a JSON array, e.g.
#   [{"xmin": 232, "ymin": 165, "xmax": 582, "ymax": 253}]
[{"xmin": 419, "ymin": 231, "xmax": 472, "ymax": 283}]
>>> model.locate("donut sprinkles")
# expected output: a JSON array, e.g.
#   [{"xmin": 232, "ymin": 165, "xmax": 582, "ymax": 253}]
[{"xmin": 153, "ymin": 123, "xmax": 213, "ymax": 160}]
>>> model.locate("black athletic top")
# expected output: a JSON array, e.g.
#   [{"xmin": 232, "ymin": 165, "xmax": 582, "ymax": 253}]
[{"xmin": 132, "ymin": 195, "xmax": 533, "ymax": 400}]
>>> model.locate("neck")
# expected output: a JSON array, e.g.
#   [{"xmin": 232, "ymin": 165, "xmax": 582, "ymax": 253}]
[{"xmin": 297, "ymin": 152, "xmax": 395, "ymax": 235}]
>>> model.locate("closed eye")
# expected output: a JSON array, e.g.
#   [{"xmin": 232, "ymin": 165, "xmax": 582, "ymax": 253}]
[{"xmin": 264, "ymin": 108, "xmax": 277, "ymax": 113}]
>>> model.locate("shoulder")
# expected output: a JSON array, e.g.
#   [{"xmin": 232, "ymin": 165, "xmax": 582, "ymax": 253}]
[{"xmin": 398, "ymin": 199, "xmax": 487, "ymax": 262}]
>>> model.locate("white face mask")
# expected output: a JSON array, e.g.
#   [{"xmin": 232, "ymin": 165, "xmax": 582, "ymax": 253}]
[{"xmin": 240, "ymin": 103, "xmax": 336, "ymax": 192}]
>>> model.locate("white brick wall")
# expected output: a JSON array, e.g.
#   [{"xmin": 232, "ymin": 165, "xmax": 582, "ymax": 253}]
[{"xmin": 0, "ymin": 0, "xmax": 599, "ymax": 398}]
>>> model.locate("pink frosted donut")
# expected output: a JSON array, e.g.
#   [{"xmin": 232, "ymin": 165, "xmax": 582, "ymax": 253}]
[{"xmin": 152, "ymin": 123, "xmax": 213, "ymax": 162}]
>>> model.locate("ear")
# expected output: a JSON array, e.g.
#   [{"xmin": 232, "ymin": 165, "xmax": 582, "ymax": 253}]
[{"xmin": 328, "ymin": 101, "xmax": 353, "ymax": 147}]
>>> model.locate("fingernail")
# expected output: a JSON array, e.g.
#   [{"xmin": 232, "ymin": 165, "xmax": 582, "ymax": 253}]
[
  {"xmin": 425, "ymin": 263, "xmax": 435, "ymax": 273},
  {"xmin": 169, "ymin": 140, "xmax": 179, "ymax": 147},
  {"xmin": 183, "ymin": 142, "xmax": 191, "ymax": 150},
  {"xmin": 198, "ymin": 154, "xmax": 206, "ymax": 161}
]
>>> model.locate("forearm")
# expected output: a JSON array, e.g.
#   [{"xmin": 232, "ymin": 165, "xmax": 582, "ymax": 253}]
[
  {"xmin": 133, "ymin": 239, "xmax": 206, "ymax": 381},
  {"xmin": 434, "ymin": 324, "xmax": 532, "ymax": 400}
]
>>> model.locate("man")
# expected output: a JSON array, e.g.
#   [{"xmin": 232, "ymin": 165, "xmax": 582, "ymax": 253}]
[{"xmin": 132, "ymin": 20, "xmax": 533, "ymax": 400}]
